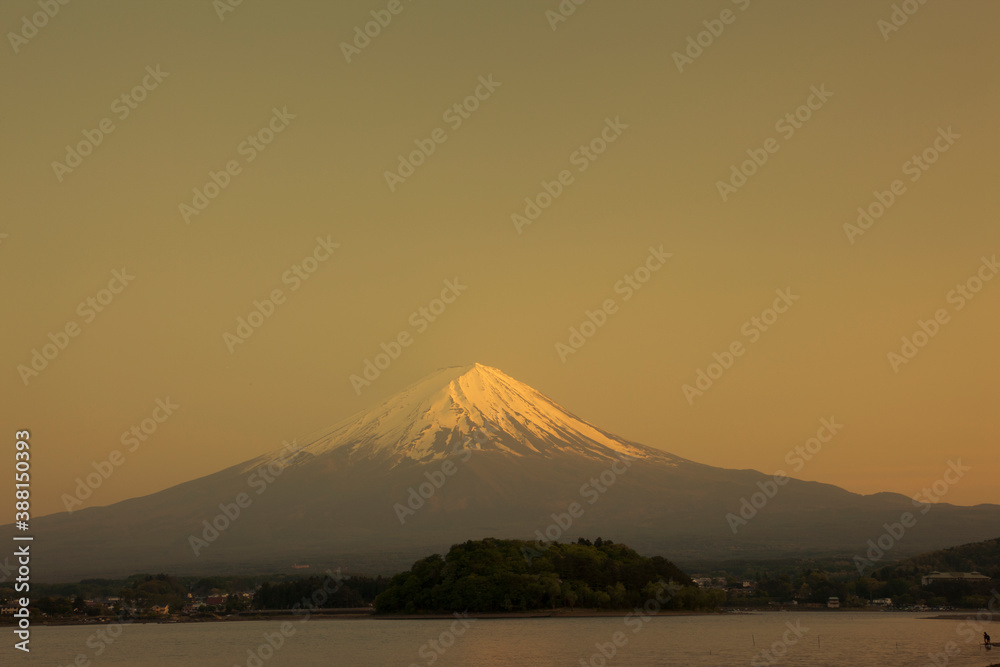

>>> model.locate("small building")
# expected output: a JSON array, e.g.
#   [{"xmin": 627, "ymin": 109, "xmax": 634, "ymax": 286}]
[
  {"xmin": 921, "ymin": 571, "xmax": 991, "ymax": 586},
  {"xmin": 827, "ymin": 597, "xmax": 840, "ymax": 608}
]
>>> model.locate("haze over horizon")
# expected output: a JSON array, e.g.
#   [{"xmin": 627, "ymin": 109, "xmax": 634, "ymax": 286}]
[{"xmin": 2, "ymin": 0, "xmax": 999, "ymax": 519}]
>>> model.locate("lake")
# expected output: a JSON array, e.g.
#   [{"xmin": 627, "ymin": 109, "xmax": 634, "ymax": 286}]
[{"xmin": 8, "ymin": 612, "xmax": 999, "ymax": 666}]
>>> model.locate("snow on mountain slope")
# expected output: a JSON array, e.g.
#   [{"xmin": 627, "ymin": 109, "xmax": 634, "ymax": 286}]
[{"xmin": 262, "ymin": 363, "xmax": 681, "ymax": 468}]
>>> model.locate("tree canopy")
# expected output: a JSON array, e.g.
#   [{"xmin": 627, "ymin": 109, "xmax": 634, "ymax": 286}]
[{"xmin": 374, "ymin": 537, "xmax": 721, "ymax": 613}]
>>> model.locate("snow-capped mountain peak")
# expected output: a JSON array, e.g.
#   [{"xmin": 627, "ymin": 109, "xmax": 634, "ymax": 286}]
[{"xmin": 285, "ymin": 363, "xmax": 677, "ymax": 466}]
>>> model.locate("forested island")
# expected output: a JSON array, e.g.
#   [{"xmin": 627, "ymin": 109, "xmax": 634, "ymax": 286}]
[{"xmin": 373, "ymin": 537, "xmax": 723, "ymax": 614}]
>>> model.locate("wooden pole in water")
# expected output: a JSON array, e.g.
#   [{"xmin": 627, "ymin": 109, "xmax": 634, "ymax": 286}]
[{"xmin": 752, "ymin": 634, "xmax": 755, "ymax": 647}]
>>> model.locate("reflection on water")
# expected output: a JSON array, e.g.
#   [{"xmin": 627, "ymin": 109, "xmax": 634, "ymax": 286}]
[{"xmin": 7, "ymin": 612, "xmax": 1000, "ymax": 666}]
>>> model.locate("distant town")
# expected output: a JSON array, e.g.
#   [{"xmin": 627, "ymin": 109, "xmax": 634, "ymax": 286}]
[
  {"xmin": 692, "ymin": 569, "xmax": 993, "ymax": 612},
  {"xmin": 0, "ymin": 572, "xmax": 387, "ymax": 624}
]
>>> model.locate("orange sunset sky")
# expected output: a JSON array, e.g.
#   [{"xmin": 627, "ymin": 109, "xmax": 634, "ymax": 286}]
[{"xmin": 1, "ymin": 0, "xmax": 998, "ymax": 518}]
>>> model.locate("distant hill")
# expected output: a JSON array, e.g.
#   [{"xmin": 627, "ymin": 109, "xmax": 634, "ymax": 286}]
[
  {"xmin": 899, "ymin": 536, "xmax": 1000, "ymax": 577},
  {"xmin": 871, "ymin": 536, "xmax": 1000, "ymax": 606},
  {"xmin": 373, "ymin": 537, "xmax": 719, "ymax": 614}
]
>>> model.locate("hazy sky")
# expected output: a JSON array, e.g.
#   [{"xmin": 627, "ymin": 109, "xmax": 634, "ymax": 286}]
[{"xmin": 3, "ymin": 0, "xmax": 998, "ymax": 518}]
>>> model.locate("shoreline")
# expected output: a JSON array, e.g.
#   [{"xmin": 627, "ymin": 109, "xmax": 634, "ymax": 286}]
[
  {"xmin": 11, "ymin": 609, "xmax": 722, "ymax": 627},
  {"xmin": 12, "ymin": 608, "xmax": 985, "ymax": 627},
  {"xmin": 377, "ymin": 610, "xmax": 720, "ymax": 620}
]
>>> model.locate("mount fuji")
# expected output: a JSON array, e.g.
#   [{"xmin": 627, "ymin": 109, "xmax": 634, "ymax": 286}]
[
  {"xmin": 9, "ymin": 363, "xmax": 1000, "ymax": 580},
  {"xmin": 287, "ymin": 363, "xmax": 671, "ymax": 465}
]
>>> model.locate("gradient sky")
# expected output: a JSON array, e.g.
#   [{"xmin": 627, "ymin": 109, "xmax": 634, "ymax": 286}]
[{"xmin": 2, "ymin": 0, "xmax": 998, "ymax": 518}]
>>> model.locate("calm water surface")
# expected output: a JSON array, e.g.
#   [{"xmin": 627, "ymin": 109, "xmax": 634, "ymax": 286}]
[{"xmin": 8, "ymin": 612, "xmax": 1000, "ymax": 666}]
